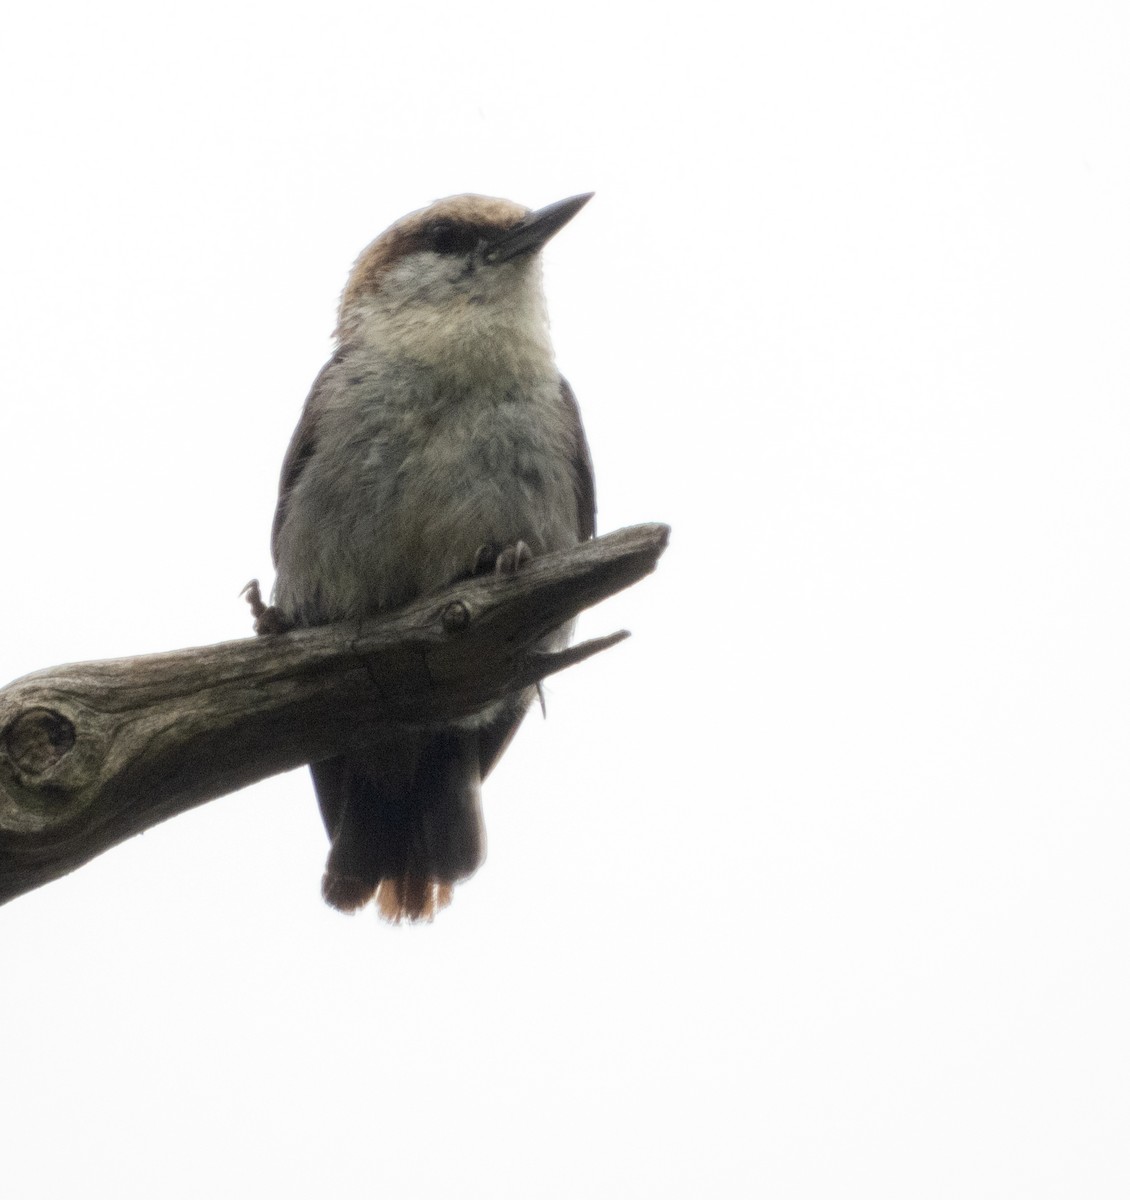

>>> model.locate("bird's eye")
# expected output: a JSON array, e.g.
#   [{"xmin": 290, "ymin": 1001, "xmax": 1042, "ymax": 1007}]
[{"xmin": 429, "ymin": 222, "xmax": 480, "ymax": 256}]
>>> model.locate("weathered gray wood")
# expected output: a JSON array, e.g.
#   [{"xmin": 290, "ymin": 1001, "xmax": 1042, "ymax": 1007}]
[{"xmin": 0, "ymin": 522, "xmax": 669, "ymax": 905}]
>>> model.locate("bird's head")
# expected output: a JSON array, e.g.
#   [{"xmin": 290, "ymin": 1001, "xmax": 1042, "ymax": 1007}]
[{"xmin": 336, "ymin": 192, "xmax": 592, "ymax": 378}]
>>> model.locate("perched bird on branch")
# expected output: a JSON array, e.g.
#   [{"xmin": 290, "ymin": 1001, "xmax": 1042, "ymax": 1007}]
[{"xmin": 265, "ymin": 193, "xmax": 596, "ymax": 921}]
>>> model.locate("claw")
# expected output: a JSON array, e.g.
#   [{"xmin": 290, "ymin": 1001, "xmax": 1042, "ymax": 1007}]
[
  {"xmin": 494, "ymin": 540, "xmax": 532, "ymax": 575},
  {"xmin": 241, "ymin": 578, "xmax": 293, "ymax": 637},
  {"xmin": 241, "ymin": 579, "xmax": 267, "ymax": 616}
]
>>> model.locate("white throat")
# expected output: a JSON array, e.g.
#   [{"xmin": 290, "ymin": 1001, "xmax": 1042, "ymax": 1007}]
[{"xmin": 344, "ymin": 254, "xmax": 557, "ymax": 384}]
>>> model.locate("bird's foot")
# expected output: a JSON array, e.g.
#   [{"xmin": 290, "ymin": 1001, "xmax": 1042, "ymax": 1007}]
[
  {"xmin": 241, "ymin": 579, "xmax": 293, "ymax": 637},
  {"xmin": 494, "ymin": 540, "xmax": 532, "ymax": 575},
  {"xmin": 469, "ymin": 540, "xmax": 533, "ymax": 577}
]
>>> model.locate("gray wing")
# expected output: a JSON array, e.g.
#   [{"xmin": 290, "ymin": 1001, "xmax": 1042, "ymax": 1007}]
[
  {"xmin": 560, "ymin": 376, "xmax": 596, "ymax": 540},
  {"xmin": 270, "ymin": 354, "xmax": 342, "ymax": 567}
]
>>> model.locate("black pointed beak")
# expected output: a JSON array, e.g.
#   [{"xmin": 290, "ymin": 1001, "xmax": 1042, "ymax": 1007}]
[{"xmin": 485, "ymin": 192, "xmax": 594, "ymax": 263}]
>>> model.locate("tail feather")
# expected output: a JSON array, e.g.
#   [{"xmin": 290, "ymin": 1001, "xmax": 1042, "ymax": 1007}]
[
  {"xmin": 312, "ymin": 729, "xmax": 484, "ymax": 922},
  {"xmin": 375, "ymin": 879, "xmax": 454, "ymax": 923}
]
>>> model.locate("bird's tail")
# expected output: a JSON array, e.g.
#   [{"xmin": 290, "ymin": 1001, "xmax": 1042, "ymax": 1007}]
[{"xmin": 312, "ymin": 730, "xmax": 485, "ymax": 922}]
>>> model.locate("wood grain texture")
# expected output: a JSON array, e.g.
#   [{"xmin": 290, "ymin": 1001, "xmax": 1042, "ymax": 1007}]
[{"xmin": 0, "ymin": 523, "xmax": 669, "ymax": 905}]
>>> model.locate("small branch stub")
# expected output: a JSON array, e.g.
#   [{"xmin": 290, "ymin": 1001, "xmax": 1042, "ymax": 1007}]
[{"xmin": 442, "ymin": 601, "xmax": 470, "ymax": 632}]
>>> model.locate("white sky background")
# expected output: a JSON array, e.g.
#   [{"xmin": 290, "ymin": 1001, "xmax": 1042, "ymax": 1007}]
[{"xmin": 1, "ymin": 2, "xmax": 1128, "ymax": 1195}]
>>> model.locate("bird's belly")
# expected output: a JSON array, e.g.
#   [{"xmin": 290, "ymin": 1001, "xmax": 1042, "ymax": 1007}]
[
  {"xmin": 373, "ymin": 441, "xmax": 578, "ymax": 608},
  {"xmin": 272, "ymin": 379, "xmax": 581, "ymax": 626}
]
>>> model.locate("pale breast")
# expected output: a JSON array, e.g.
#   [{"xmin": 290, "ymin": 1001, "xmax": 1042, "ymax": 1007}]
[
  {"xmin": 365, "ymin": 375, "xmax": 582, "ymax": 607},
  {"xmin": 272, "ymin": 358, "xmax": 581, "ymax": 622}
]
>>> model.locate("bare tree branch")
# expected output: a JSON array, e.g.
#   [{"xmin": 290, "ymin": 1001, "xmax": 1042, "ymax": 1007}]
[{"xmin": 0, "ymin": 523, "xmax": 669, "ymax": 905}]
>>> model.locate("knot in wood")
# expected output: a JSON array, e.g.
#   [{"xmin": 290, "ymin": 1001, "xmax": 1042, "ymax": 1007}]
[
  {"xmin": 442, "ymin": 601, "xmax": 471, "ymax": 632},
  {"xmin": 4, "ymin": 707, "xmax": 77, "ymax": 776}
]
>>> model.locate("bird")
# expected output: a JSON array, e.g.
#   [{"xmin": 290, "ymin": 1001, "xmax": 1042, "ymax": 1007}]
[{"xmin": 264, "ymin": 192, "xmax": 596, "ymax": 922}]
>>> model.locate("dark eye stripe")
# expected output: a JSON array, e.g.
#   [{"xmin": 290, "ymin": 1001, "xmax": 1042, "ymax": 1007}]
[{"xmin": 429, "ymin": 222, "xmax": 481, "ymax": 256}]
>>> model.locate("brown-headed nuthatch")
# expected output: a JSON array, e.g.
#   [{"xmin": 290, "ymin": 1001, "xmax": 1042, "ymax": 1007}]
[{"xmin": 267, "ymin": 193, "xmax": 595, "ymax": 921}]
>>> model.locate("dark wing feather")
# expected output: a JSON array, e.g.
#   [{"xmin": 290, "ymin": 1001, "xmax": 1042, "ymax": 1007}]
[
  {"xmin": 478, "ymin": 693, "xmax": 535, "ymax": 779},
  {"xmin": 270, "ymin": 356, "xmax": 342, "ymax": 567},
  {"xmin": 560, "ymin": 377, "xmax": 596, "ymax": 540}
]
